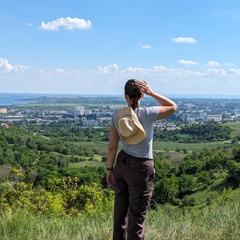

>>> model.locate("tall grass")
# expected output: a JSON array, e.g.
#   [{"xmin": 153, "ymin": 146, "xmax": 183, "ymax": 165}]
[
  {"xmin": 146, "ymin": 201, "xmax": 240, "ymax": 240},
  {"xmin": 0, "ymin": 210, "xmax": 113, "ymax": 240},
  {"xmin": 1, "ymin": 194, "xmax": 240, "ymax": 240}
]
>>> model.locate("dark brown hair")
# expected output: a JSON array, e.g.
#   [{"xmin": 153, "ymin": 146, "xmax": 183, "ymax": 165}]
[{"xmin": 124, "ymin": 79, "xmax": 142, "ymax": 110}]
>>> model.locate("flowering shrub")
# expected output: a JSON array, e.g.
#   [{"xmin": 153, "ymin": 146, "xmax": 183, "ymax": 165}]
[
  {"xmin": 64, "ymin": 182, "xmax": 113, "ymax": 216},
  {"xmin": 0, "ymin": 182, "xmax": 64, "ymax": 216},
  {"xmin": 0, "ymin": 178, "xmax": 114, "ymax": 217}
]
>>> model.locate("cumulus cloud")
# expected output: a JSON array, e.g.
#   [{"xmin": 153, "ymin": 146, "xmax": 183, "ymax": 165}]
[
  {"xmin": 2, "ymin": 62, "xmax": 239, "ymax": 95},
  {"xmin": 0, "ymin": 58, "xmax": 29, "ymax": 73},
  {"xmin": 153, "ymin": 66, "xmax": 167, "ymax": 70},
  {"xmin": 54, "ymin": 68, "xmax": 65, "ymax": 73},
  {"xmin": 178, "ymin": 59, "xmax": 198, "ymax": 66},
  {"xmin": 206, "ymin": 68, "xmax": 227, "ymax": 75},
  {"xmin": 40, "ymin": 17, "xmax": 92, "ymax": 31},
  {"xmin": 171, "ymin": 37, "xmax": 197, "ymax": 43},
  {"xmin": 27, "ymin": 22, "xmax": 33, "ymax": 27},
  {"xmin": 98, "ymin": 63, "xmax": 119, "ymax": 73},
  {"xmin": 206, "ymin": 61, "xmax": 221, "ymax": 67},
  {"xmin": 228, "ymin": 68, "xmax": 240, "ymax": 74},
  {"xmin": 0, "ymin": 58, "xmax": 14, "ymax": 72},
  {"xmin": 225, "ymin": 62, "xmax": 234, "ymax": 66},
  {"xmin": 140, "ymin": 44, "xmax": 152, "ymax": 49},
  {"xmin": 126, "ymin": 67, "xmax": 144, "ymax": 73}
]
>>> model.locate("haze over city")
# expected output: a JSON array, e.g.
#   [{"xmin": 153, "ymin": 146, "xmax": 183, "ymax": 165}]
[{"xmin": 1, "ymin": 0, "xmax": 240, "ymax": 95}]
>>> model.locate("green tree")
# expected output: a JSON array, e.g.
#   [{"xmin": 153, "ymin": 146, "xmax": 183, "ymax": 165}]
[
  {"xmin": 178, "ymin": 158, "xmax": 202, "ymax": 175},
  {"xmin": 152, "ymin": 175, "xmax": 179, "ymax": 204},
  {"xmin": 197, "ymin": 171, "xmax": 212, "ymax": 185},
  {"xmin": 178, "ymin": 174, "xmax": 196, "ymax": 195},
  {"xmin": 227, "ymin": 160, "xmax": 240, "ymax": 184}
]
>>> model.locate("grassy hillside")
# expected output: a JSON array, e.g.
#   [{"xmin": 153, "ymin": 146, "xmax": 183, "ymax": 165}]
[
  {"xmin": 1, "ymin": 121, "xmax": 240, "ymax": 239},
  {"xmin": 1, "ymin": 188, "xmax": 240, "ymax": 239},
  {"xmin": 226, "ymin": 121, "xmax": 240, "ymax": 137}
]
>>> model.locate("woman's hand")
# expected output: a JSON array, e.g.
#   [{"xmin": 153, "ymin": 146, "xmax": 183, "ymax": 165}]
[
  {"xmin": 106, "ymin": 171, "xmax": 114, "ymax": 187},
  {"xmin": 136, "ymin": 80, "xmax": 153, "ymax": 96}
]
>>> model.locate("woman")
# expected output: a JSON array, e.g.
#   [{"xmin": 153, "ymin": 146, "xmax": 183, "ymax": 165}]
[{"xmin": 106, "ymin": 79, "xmax": 177, "ymax": 240}]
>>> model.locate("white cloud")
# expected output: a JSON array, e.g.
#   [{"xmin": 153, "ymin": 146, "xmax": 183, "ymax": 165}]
[
  {"xmin": 54, "ymin": 68, "xmax": 65, "ymax": 73},
  {"xmin": 225, "ymin": 62, "xmax": 234, "ymax": 66},
  {"xmin": 126, "ymin": 67, "xmax": 144, "ymax": 73},
  {"xmin": 98, "ymin": 63, "xmax": 119, "ymax": 73},
  {"xmin": 228, "ymin": 68, "xmax": 240, "ymax": 74},
  {"xmin": 1, "ymin": 62, "xmax": 240, "ymax": 95},
  {"xmin": 27, "ymin": 22, "xmax": 32, "ymax": 27},
  {"xmin": 141, "ymin": 44, "xmax": 152, "ymax": 49},
  {"xmin": 153, "ymin": 66, "xmax": 167, "ymax": 70},
  {"xmin": 40, "ymin": 17, "xmax": 92, "ymax": 31},
  {"xmin": 206, "ymin": 61, "xmax": 221, "ymax": 67},
  {"xmin": 206, "ymin": 68, "xmax": 227, "ymax": 75},
  {"xmin": 0, "ymin": 58, "xmax": 14, "ymax": 72},
  {"xmin": 0, "ymin": 58, "xmax": 28, "ymax": 73},
  {"xmin": 178, "ymin": 59, "xmax": 198, "ymax": 66},
  {"xmin": 171, "ymin": 37, "xmax": 197, "ymax": 43}
]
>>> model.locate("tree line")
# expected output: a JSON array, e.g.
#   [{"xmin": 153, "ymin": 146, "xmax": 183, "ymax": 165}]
[{"xmin": 154, "ymin": 121, "xmax": 232, "ymax": 143}]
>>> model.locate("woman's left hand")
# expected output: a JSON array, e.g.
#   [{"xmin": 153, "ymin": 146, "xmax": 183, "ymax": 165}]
[
  {"xmin": 106, "ymin": 171, "xmax": 114, "ymax": 187},
  {"xmin": 136, "ymin": 80, "xmax": 153, "ymax": 96}
]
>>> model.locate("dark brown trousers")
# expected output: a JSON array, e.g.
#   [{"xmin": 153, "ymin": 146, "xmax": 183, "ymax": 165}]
[{"xmin": 113, "ymin": 150, "xmax": 155, "ymax": 240}]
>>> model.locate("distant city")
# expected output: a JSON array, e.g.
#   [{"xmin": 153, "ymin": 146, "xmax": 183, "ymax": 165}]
[{"xmin": 0, "ymin": 93, "xmax": 240, "ymax": 129}]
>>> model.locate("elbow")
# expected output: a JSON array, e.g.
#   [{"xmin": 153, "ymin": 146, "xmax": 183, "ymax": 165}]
[
  {"xmin": 108, "ymin": 144, "xmax": 118, "ymax": 152},
  {"xmin": 108, "ymin": 146, "xmax": 115, "ymax": 152},
  {"xmin": 173, "ymin": 103, "xmax": 178, "ymax": 112}
]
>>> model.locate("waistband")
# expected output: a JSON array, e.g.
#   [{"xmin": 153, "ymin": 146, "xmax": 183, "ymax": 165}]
[{"xmin": 118, "ymin": 150, "xmax": 153, "ymax": 162}]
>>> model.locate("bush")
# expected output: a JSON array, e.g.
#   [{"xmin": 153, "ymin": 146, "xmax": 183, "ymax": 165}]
[{"xmin": 0, "ymin": 181, "xmax": 114, "ymax": 217}]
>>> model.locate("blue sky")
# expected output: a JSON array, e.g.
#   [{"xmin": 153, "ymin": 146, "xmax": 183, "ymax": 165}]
[{"xmin": 0, "ymin": 0, "xmax": 240, "ymax": 95}]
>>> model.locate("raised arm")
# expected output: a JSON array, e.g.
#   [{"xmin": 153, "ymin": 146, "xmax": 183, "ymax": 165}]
[{"xmin": 136, "ymin": 80, "xmax": 178, "ymax": 120}]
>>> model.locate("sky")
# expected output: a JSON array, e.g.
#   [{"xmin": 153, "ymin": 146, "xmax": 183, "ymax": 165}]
[{"xmin": 1, "ymin": 0, "xmax": 240, "ymax": 96}]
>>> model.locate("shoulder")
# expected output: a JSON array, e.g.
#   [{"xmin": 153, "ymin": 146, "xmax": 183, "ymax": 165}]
[
  {"xmin": 136, "ymin": 106, "xmax": 160, "ymax": 120},
  {"xmin": 136, "ymin": 106, "xmax": 160, "ymax": 115}
]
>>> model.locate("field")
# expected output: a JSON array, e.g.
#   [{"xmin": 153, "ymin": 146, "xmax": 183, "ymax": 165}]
[
  {"xmin": 153, "ymin": 141, "xmax": 229, "ymax": 152},
  {"xmin": 1, "ymin": 189, "xmax": 240, "ymax": 239}
]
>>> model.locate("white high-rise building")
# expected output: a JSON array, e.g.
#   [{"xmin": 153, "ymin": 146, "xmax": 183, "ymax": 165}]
[
  {"xmin": 205, "ymin": 114, "xmax": 222, "ymax": 122},
  {"xmin": 0, "ymin": 108, "xmax": 7, "ymax": 114},
  {"xmin": 73, "ymin": 106, "xmax": 84, "ymax": 116}
]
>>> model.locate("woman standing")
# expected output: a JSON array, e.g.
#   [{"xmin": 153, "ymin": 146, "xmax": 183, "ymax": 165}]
[{"xmin": 106, "ymin": 79, "xmax": 177, "ymax": 240}]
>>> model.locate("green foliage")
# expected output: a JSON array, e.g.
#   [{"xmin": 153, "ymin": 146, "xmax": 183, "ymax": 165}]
[
  {"xmin": 178, "ymin": 158, "xmax": 202, "ymax": 175},
  {"xmin": 233, "ymin": 147, "xmax": 240, "ymax": 162},
  {"xmin": 1, "ymin": 122, "xmax": 240, "ymax": 212},
  {"xmin": 0, "ymin": 125, "xmax": 102, "ymax": 189},
  {"xmin": 64, "ymin": 182, "xmax": 112, "ymax": 216},
  {"xmin": 227, "ymin": 160, "xmax": 240, "ymax": 184},
  {"xmin": 182, "ymin": 195, "xmax": 197, "ymax": 206},
  {"xmin": 153, "ymin": 175, "xmax": 179, "ymax": 204},
  {"xmin": 152, "ymin": 146, "xmax": 240, "ymax": 205},
  {"xmin": 0, "ymin": 179, "xmax": 113, "ymax": 217},
  {"xmin": 60, "ymin": 166, "xmax": 106, "ymax": 186},
  {"xmin": 154, "ymin": 159, "xmax": 172, "ymax": 181},
  {"xmin": 178, "ymin": 174, "xmax": 196, "ymax": 195},
  {"xmin": 197, "ymin": 171, "xmax": 212, "ymax": 185},
  {"xmin": 0, "ymin": 122, "xmax": 240, "ymax": 239},
  {"xmin": 1, "ymin": 193, "xmax": 240, "ymax": 240},
  {"xmin": 154, "ymin": 121, "xmax": 232, "ymax": 143},
  {"xmin": 0, "ymin": 182, "xmax": 64, "ymax": 216}
]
